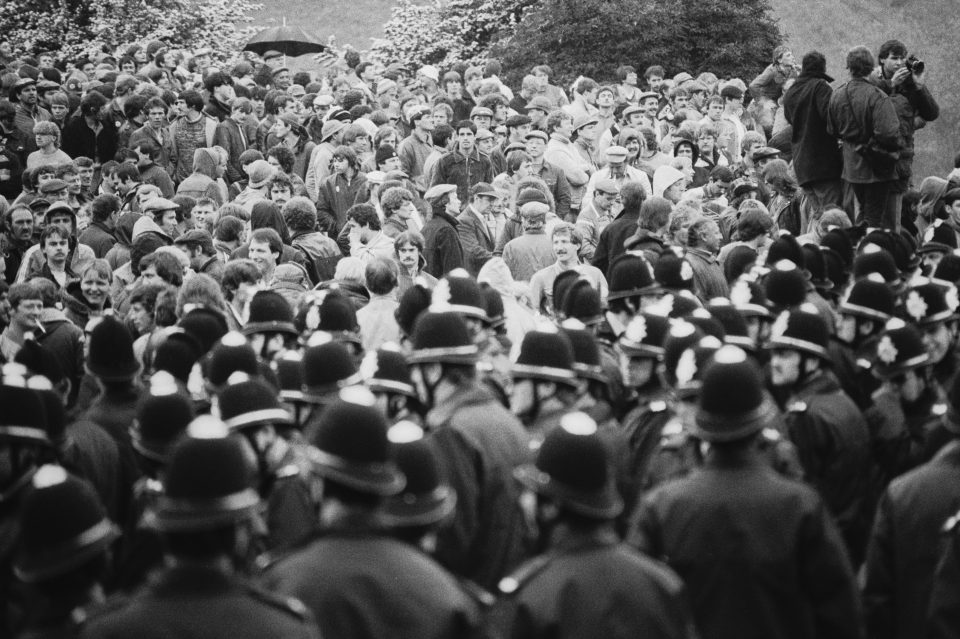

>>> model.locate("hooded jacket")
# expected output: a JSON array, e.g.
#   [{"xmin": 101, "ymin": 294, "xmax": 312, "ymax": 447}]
[
  {"xmin": 61, "ymin": 279, "xmax": 110, "ymax": 328},
  {"xmin": 783, "ymin": 69, "xmax": 844, "ymax": 186},
  {"xmin": 175, "ymin": 147, "xmax": 223, "ymax": 205}
]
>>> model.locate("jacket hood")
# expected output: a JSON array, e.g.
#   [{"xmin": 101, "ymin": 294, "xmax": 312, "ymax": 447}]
[
  {"xmin": 478, "ymin": 256, "xmax": 526, "ymax": 299},
  {"xmin": 192, "ymin": 147, "xmax": 219, "ymax": 179},
  {"xmin": 114, "ymin": 212, "xmax": 138, "ymax": 247},
  {"xmin": 652, "ymin": 165, "xmax": 685, "ymax": 198}
]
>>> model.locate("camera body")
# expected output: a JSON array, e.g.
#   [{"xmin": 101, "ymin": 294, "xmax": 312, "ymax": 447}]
[{"xmin": 905, "ymin": 54, "xmax": 925, "ymax": 76}]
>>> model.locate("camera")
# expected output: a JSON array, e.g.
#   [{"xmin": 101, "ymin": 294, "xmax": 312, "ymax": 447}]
[{"xmin": 905, "ymin": 54, "xmax": 925, "ymax": 76}]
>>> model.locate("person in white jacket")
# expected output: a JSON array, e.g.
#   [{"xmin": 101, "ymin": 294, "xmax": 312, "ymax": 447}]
[{"xmin": 544, "ymin": 110, "xmax": 592, "ymax": 218}]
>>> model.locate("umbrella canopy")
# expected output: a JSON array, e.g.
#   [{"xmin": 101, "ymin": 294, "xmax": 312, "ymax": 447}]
[{"xmin": 244, "ymin": 25, "xmax": 326, "ymax": 58}]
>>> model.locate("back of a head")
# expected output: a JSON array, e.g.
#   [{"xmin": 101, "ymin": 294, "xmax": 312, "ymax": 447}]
[
  {"xmin": 846, "ymin": 46, "xmax": 875, "ymax": 78},
  {"xmin": 638, "ymin": 196, "xmax": 673, "ymax": 233}
]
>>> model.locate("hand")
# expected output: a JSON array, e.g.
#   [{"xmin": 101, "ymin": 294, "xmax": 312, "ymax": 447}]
[{"xmin": 891, "ymin": 67, "xmax": 911, "ymax": 88}]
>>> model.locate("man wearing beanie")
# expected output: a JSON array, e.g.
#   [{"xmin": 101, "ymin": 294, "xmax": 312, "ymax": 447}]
[
  {"xmin": 783, "ymin": 51, "xmax": 844, "ymax": 230},
  {"xmin": 631, "ymin": 345, "xmax": 861, "ymax": 639}
]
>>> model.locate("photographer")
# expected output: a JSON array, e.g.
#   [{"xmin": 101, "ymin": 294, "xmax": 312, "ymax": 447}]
[{"xmin": 872, "ymin": 39, "xmax": 939, "ymax": 230}]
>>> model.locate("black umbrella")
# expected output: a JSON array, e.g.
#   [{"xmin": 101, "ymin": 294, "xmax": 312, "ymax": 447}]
[{"xmin": 243, "ymin": 24, "xmax": 326, "ymax": 58}]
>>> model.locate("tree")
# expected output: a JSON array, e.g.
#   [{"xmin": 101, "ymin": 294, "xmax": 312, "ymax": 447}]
[
  {"xmin": 0, "ymin": 0, "xmax": 261, "ymax": 61},
  {"xmin": 493, "ymin": 0, "xmax": 783, "ymax": 87},
  {"xmin": 372, "ymin": 0, "xmax": 537, "ymax": 69}
]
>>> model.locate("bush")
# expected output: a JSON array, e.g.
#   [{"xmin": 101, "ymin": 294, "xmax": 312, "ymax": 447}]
[{"xmin": 493, "ymin": 0, "xmax": 782, "ymax": 87}]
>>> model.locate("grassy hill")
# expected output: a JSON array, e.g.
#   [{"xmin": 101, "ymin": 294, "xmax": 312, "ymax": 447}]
[{"xmin": 251, "ymin": 0, "xmax": 955, "ymax": 178}]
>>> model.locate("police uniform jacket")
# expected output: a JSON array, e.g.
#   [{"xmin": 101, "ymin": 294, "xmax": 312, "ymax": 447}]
[
  {"xmin": 630, "ymin": 454, "xmax": 863, "ymax": 639},
  {"xmin": 262, "ymin": 530, "xmax": 483, "ymax": 639},
  {"xmin": 782, "ymin": 372, "xmax": 875, "ymax": 562},
  {"xmin": 79, "ymin": 565, "xmax": 320, "ymax": 639},
  {"xmin": 928, "ymin": 508, "xmax": 960, "ymax": 639},
  {"xmin": 427, "ymin": 382, "xmax": 531, "ymax": 590},
  {"xmin": 862, "ymin": 439, "xmax": 960, "ymax": 639},
  {"xmin": 495, "ymin": 526, "xmax": 696, "ymax": 639}
]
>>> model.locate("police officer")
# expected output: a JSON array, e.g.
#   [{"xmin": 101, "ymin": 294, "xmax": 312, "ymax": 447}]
[
  {"xmin": 112, "ymin": 371, "xmax": 195, "ymax": 591},
  {"xmin": 217, "ymin": 372, "xmax": 318, "ymax": 552},
  {"xmin": 865, "ymin": 319, "xmax": 954, "ymax": 485},
  {"xmin": 242, "ymin": 289, "xmax": 300, "ymax": 363},
  {"xmin": 863, "ymin": 371, "xmax": 960, "ymax": 639},
  {"xmin": 828, "ymin": 274, "xmax": 895, "ymax": 409},
  {"xmin": 510, "ymin": 324, "xmax": 581, "ymax": 444},
  {"xmin": 905, "ymin": 278, "xmax": 960, "ymax": 391},
  {"xmin": 630, "ymin": 346, "xmax": 862, "ymax": 639},
  {"xmin": 14, "ymin": 465, "xmax": 119, "ymax": 637},
  {"xmin": 80, "ymin": 416, "xmax": 320, "ymax": 639},
  {"xmin": 359, "ymin": 343, "xmax": 424, "ymax": 426},
  {"xmin": 0, "ymin": 368, "xmax": 55, "ymax": 635},
  {"xmin": 262, "ymin": 388, "xmax": 484, "ymax": 639},
  {"xmin": 496, "ymin": 412, "xmax": 697, "ymax": 639},
  {"xmin": 407, "ymin": 308, "xmax": 529, "ymax": 590},
  {"xmin": 929, "ymin": 505, "xmax": 960, "ymax": 639},
  {"xmin": 767, "ymin": 305, "xmax": 875, "ymax": 564}
]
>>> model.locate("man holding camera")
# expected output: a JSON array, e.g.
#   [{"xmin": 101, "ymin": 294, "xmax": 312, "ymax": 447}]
[{"xmin": 872, "ymin": 39, "xmax": 939, "ymax": 231}]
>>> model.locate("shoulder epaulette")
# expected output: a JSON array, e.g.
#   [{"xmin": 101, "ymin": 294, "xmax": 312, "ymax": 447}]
[
  {"xmin": 787, "ymin": 400, "xmax": 808, "ymax": 413},
  {"xmin": 75, "ymin": 593, "xmax": 132, "ymax": 627},
  {"xmin": 243, "ymin": 583, "xmax": 312, "ymax": 620},
  {"xmin": 943, "ymin": 508, "xmax": 960, "ymax": 533},
  {"xmin": 274, "ymin": 464, "xmax": 301, "ymax": 480},
  {"xmin": 459, "ymin": 578, "xmax": 496, "ymax": 608},
  {"xmin": 498, "ymin": 554, "xmax": 553, "ymax": 595}
]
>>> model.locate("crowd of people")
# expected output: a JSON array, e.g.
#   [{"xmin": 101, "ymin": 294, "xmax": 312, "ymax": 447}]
[{"xmin": 1, "ymin": 31, "xmax": 960, "ymax": 639}]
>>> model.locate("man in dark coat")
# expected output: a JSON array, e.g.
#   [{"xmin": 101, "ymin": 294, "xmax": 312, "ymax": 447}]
[
  {"xmin": 591, "ymin": 180, "xmax": 646, "ymax": 276},
  {"xmin": 827, "ymin": 46, "xmax": 901, "ymax": 230},
  {"xmin": 421, "ymin": 184, "xmax": 465, "ymax": 278},
  {"xmin": 78, "ymin": 194, "xmax": 120, "ymax": 258},
  {"xmin": 431, "ymin": 120, "xmax": 494, "ymax": 205},
  {"xmin": 456, "ymin": 182, "xmax": 498, "ymax": 277},
  {"xmin": 408, "ymin": 310, "xmax": 530, "ymax": 591},
  {"xmin": 496, "ymin": 412, "xmax": 696, "ymax": 639},
  {"xmin": 862, "ymin": 401, "xmax": 960, "ymax": 639},
  {"xmin": 630, "ymin": 345, "xmax": 862, "ymax": 639},
  {"xmin": 783, "ymin": 51, "xmax": 844, "ymax": 226},
  {"xmin": 262, "ymin": 392, "xmax": 484, "ymax": 639},
  {"xmin": 871, "ymin": 39, "xmax": 939, "ymax": 233},
  {"xmin": 768, "ymin": 306, "xmax": 875, "ymax": 564}
]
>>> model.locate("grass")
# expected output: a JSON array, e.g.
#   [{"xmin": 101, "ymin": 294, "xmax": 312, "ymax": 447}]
[{"xmin": 250, "ymin": 0, "xmax": 955, "ymax": 178}]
